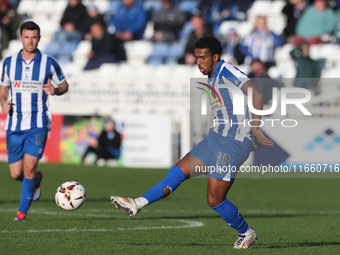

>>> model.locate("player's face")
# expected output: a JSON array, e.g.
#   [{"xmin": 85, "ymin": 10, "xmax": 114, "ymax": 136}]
[
  {"xmin": 19, "ymin": 29, "xmax": 40, "ymax": 54},
  {"xmin": 195, "ymin": 48, "xmax": 218, "ymax": 78}
]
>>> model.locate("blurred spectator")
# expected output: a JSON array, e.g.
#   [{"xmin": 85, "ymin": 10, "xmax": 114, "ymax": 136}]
[
  {"xmin": 0, "ymin": 0, "xmax": 20, "ymax": 58},
  {"xmin": 290, "ymin": 43, "xmax": 321, "ymax": 92},
  {"xmin": 8, "ymin": 0, "xmax": 19, "ymax": 9},
  {"xmin": 84, "ymin": 22, "xmax": 126, "ymax": 70},
  {"xmin": 56, "ymin": 0, "xmax": 90, "ymax": 44},
  {"xmin": 83, "ymin": 3, "xmax": 106, "ymax": 41},
  {"xmin": 242, "ymin": 16, "xmax": 284, "ymax": 68},
  {"xmin": 195, "ymin": 0, "xmax": 253, "ymax": 21},
  {"xmin": 281, "ymin": 0, "xmax": 308, "ymax": 42},
  {"xmin": 222, "ymin": 28, "xmax": 245, "ymax": 65},
  {"xmin": 152, "ymin": 0, "xmax": 186, "ymax": 43},
  {"xmin": 293, "ymin": 0, "xmax": 336, "ymax": 45},
  {"xmin": 111, "ymin": 0, "xmax": 147, "ymax": 41},
  {"xmin": 183, "ymin": 13, "xmax": 213, "ymax": 65},
  {"xmin": 82, "ymin": 118, "xmax": 121, "ymax": 165},
  {"xmin": 247, "ymin": 59, "xmax": 275, "ymax": 104},
  {"xmin": 195, "ymin": 0, "xmax": 229, "ymax": 20}
]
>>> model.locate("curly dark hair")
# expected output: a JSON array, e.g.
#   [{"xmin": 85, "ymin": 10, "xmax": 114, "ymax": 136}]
[
  {"xmin": 194, "ymin": 36, "xmax": 222, "ymax": 59},
  {"xmin": 20, "ymin": 21, "xmax": 40, "ymax": 36}
]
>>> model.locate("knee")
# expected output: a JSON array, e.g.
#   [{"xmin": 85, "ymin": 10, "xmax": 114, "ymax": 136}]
[
  {"xmin": 207, "ymin": 193, "xmax": 225, "ymax": 208},
  {"xmin": 10, "ymin": 172, "xmax": 23, "ymax": 181},
  {"xmin": 24, "ymin": 162, "xmax": 38, "ymax": 178}
]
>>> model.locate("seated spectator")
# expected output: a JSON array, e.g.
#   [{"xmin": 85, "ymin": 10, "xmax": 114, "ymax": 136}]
[
  {"xmin": 82, "ymin": 118, "xmax": 122, "ymax": 165},
  {"xmin": 111, "ymin": 0, "xmax": 147, "ymax": 41},
  {"xmin": 293, "ymin": 0, "xmax": 336, "ymax": 45},
  {"xmin": 281, "ymin": 0, "xmax": 308, "ymax": 43},
  {"xmin": 84, "ymin": 22, "xmax": 126, "ymax": 70},
  {"xmin": 222, "ymin": 28, "xmax": 245, "ymax": 65},
  {"xmin": 83, "ymin": 3, "xmax": 107, "ymax": 41},
  {"xmin": 183, "ymin": 13, "xmax": 213, "ymax": 65},
  {"xmin": 195, "ymin": 0, "xmax": 253, "ymax": 21},
  {"xmin": 247, "ymin": 59, "xmax": 276, "ymax": 105},
  {"xmin": 290, "ymin": 43, "xmax": 321, "ymax": 92},
  {"xmin": 152, "ymin": 0, "xmax": 186, "ymax": 43},
  {"xmin": 55, "ymin": 0, "xmax": 90, "ymax": 44},
  {"xmin": 0, "ymin": 0, "xmax": 20, "ymax": 59},
  {"xmin": 242, "ymin": 15, "xmax": 284, "ymax": 68}
]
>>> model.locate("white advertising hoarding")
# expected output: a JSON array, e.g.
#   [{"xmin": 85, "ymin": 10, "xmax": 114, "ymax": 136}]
[{"xmin": 114, "ymin": 114, "xmax": 172, "ymax": 168}]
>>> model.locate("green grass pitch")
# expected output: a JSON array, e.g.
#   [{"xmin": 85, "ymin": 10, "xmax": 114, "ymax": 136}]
[{"xmin": 1, "ymin": 162, "xmax": 340, "ymax": 254}]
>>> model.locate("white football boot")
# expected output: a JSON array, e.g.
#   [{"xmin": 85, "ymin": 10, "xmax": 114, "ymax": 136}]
[
  {"xmin": 233, "ymin": 227, "xmax": 258, "ymax": 249},
  {"xmin": 110, "ymin": 195, "xmax": 141, "ymax": 216}
]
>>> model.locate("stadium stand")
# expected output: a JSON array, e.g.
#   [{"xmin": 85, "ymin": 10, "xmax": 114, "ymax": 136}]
[{"xmin": 2, "ymin": 0, "xmax": 340, "ymax": 139}]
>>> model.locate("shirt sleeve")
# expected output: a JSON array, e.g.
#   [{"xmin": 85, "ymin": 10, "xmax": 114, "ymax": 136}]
[
  {"xmin": 1, "ymin": 58, "xmax": 11, "ymax": 87},
  {"xmin": 220, "ymin": 64, "xmax": 250, "ymax": 89},
  {"xmin": 50, "ymin": 58, "xmax": 66, "ymax": 85}
]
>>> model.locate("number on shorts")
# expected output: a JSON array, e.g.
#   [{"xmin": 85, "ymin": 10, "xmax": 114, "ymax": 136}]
[
  {"xmin": 36, "ymin": 134, "xmax": 47, "ymax": 146},
  {"xmin": 216, "ymin": 152, "xmax": 230, "ymax": 166}
]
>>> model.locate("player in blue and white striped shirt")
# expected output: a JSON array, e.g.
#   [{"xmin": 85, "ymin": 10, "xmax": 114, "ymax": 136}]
[
  {"xmin": 0, "ymin": 21, "xmax": 69, "ymax": 221},
  {"xmin": 110, "ymin": 36, "xmax": 273, "ymax": 249}
]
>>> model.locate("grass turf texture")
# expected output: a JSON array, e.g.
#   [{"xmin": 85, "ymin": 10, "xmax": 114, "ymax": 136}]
[{"xmin": 0, "ymin": 162, "xmax": 340, "ymax": 254}]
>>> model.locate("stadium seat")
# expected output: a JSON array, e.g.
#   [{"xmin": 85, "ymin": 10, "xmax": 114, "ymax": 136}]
[
  {"xmin": 247, "ymin": 0, "xmax": 271, "ymax": 17},
  {"xmin": 147, "ymin": 42, "xmax": 170, "ymax": 65},
  {"xmin": 17, "ymin": 0, "xmax": 37, "ymax": 17},
  {"xmin": 178, "ymin": 21, "xmax": 193, "ymax": 42},
  {"xmin": 51, "ymin": 1, "xmax": 68, "ymax": 23},
  {"xmin": 236, "ymin": 21, "xmax": 253, "ymax": 38},
  {"xmin": 218, "ymin": 21, "xmax": 240, "ymax": 36},
  {"xmin": 274, "ymin": 44, "xmax": 294, "ymax": 66},
  {"xmin": 143, "ymin": 0, "xmax": 162, "ymax": 18},
  {"xmin": 72, "ymin": 40, "xmax": 91, "ymax": 69},
  {"xmin": 92, "ymin": 0, "xmax": 110, "ymax": 14},
  {"xmin": 178, "ymin": 0, "xmax": 199, "ymax": 15},
  {"xmin": 168, "ymin": 42, "xmax": 185, "ymax": 59},
  {"xmin": 39, "ymin": 20, "xmax": 59, "ymax": 43},
  {"xmin": 34, "ymin": 0, "xmax": 52, "ymax": 20},
  {"xmin": 125, "ymin": 40, "xmax": 153, "ymax": 64},
  {"xmin": 143, "ymin": 21, "xmax": 155, "ymax": 40},
  {"xmin": 2, "ymin": 40, "xmax": 22, "ymax": 57},
  {"xmin": 270, "ymin": 0, "xmax": 286, "ymax": 14},
  {"xmin": 318, "ymin": 44, "xmax": 340, "ymax": 68},
  {"xmin": 98, "ymin": 63, "xmax": 119, "ymax": 77}
]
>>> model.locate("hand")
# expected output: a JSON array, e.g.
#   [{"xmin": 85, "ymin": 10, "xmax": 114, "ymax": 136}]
[
  {"xmin": 252, "ymin": 127, "xmax": 274, "ymax": 147},
  {"xmin": 43, "ymin": 79, "xmax": 55, "ymax": 95},
  {"xmin": 1, "ymin": 100, "xmax": 13, "ymax": 114}
]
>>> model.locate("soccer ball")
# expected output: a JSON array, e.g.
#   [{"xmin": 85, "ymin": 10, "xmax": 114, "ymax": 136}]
[{"xmin": 55, "ymin": 181, "xmax": 86, "ymax": 211}]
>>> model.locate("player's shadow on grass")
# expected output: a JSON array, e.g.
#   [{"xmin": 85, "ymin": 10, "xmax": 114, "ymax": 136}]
[{"xmin": 255, "ymin": 241, "xmax": 340, "ymax": 249}]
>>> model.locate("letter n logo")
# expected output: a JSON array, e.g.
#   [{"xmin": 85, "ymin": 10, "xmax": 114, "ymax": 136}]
[{"xmin": 13, "ymin": 81, "xmax": 21, "ymax": 88}]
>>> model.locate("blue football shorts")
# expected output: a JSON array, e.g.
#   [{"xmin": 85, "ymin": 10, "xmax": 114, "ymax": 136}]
[
  {"xmin": 6, "ymin": 128, "xmax": 49, "ymax": 164},
  {"xmin": 189, "ymin": 130, "xmax": 254, "ymax": 182}
]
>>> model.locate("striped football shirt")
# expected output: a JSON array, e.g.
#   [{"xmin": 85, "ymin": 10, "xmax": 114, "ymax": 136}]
[
  {"xmin": 1, "ymin": 50, "xmax": 65, "ymax": 131},
  {"xmin": 207, "ymin": 60, "xmax": 253, "ymax": 142}
]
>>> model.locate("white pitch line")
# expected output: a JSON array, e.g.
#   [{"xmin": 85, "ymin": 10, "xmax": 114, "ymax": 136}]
[{"xmin": 0, "ymin": 219, "xmax": 204, "ymax": 234}]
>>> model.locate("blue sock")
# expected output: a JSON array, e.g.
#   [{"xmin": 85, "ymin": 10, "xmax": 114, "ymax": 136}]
[
  {"xmin": 142, "ymin": 166, "xmax": 185, "ymax": 204},
  {"xmin": 18, "ymin": 177, "xmax": 37, "ymax": 214},
  {"xmin": 211, "ymin": 199, "xmax": 249, "ymax": 234}
]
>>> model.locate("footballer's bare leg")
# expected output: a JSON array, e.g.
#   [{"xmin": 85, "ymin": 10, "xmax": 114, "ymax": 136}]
[
  {"xmin": 206, "ymin": 177, "xmax": 232, "ymax": 207},
  {"xmin": 207, "ymin": 176, "xmax": 257, "ymax": 249},
  {"xmin": 9, "ymin": 160, "xmax": 24, "ymax": 181},
  {"xmin": 158, "ymin": 154, "xmax": 207, "ymax": 197},
  {"xmin": 110, "ymin": 154, "xmax": 207, "ymax": 216},
  {"xmin": 14, "ymin": 154, "xmax": 40, "ymax": 221},
  {"xmin": 23, "ymin": 154, "xmax": 39, "ymax": 178}
]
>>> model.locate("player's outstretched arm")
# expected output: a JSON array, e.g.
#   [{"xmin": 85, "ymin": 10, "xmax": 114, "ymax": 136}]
[
  {"xmin": 241, "ymin": 81, "xmax": 274, "ymax": 147},
  {"xmin": 0, "ymin": 85, "xmax": 12, "ymax": 114},
  {"xmin": 43, "ymin": 79, "xmax": 69, "ymax": 96}
]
